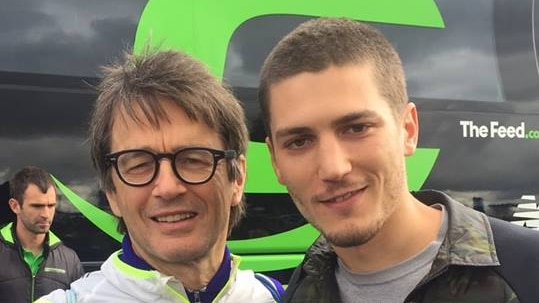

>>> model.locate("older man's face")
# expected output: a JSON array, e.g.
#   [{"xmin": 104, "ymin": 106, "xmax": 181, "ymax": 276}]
[{"xmin": 106, "ymin": 98, "xmax": 245, "ymax": 273}]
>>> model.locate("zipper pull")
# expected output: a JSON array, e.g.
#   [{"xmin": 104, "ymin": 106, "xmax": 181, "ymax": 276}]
[{"xmin": 193, "ymin": 290, "xmax": 201, "ymax": 303}]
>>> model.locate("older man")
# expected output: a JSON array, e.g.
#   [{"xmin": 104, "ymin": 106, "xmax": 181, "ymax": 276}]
[{"xmin": 37, "ymin": 49, "xmax": 283, "ymax": 303}]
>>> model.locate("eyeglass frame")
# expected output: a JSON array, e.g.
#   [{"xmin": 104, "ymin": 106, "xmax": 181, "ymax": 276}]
[{"xmin": 105, "ymin": 147, "xmax": 238, "ymax": 187}]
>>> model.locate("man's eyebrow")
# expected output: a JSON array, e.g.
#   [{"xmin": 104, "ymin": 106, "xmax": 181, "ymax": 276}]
[
  {"xmin": 273, "ymin": 111, "xmax": 381, "ymax": 140},
  {"xmin": 331, "ymin": 110, "xmax": 380, "ymax": 128},
  {"xmin": 274, "ymin": 126, "xmax": 312, "ymax": 141},
  {"xmin": 28, "ymin": 201, "xmax": 56, "ymax": 206}
]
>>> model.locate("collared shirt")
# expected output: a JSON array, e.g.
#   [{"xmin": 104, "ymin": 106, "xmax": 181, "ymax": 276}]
[{"xmin": 22, "ymin": 247, "xmax": 45, "ymax": 276}]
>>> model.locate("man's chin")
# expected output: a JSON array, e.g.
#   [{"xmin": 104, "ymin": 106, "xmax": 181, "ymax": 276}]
[
  {"xmin": 322, "ymin": 225, "xmax": 379, "ymax": 248},
  {"xmin": 326, "ymin": 233, "xmax": 373, "ymax": 248},
  {"xmin": 32, "ymin": 228, "xmax": 50, "ymax": 234}
]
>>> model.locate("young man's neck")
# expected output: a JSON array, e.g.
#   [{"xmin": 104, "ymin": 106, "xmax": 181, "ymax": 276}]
[
  {"xmin": 334, "ymin": 194, "xmax": 442, "ymax": 273},
  {"xmin": 15, "ymin": 222, "xmax": 46, "ymax": 255}
]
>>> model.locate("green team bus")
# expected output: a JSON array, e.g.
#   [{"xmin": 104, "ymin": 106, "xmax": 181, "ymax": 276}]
[{"xmin": 1, "ymin": 0, "xmax": 538, "ymax": 281}]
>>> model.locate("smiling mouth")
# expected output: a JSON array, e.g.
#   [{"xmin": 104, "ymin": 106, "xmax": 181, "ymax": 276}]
[
  {"xmin": 154, "ymin": 212, "xmax": 196, "ymax": 223},
  {"xmin": 320, "ymin": 188, "xmax": 364, "ymax": 203}
]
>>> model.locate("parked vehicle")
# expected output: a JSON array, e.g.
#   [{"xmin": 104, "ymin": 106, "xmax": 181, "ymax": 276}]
[{"xmin": 1, "ymin": 0, "xmax": 538, "ymax": 281}]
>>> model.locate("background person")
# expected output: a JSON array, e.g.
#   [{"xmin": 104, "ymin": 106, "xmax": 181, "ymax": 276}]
[
  {"xmin": 258, "ymin": 17, "xmax": 539, "ymax": 303},
  {"xmin": 0, "ymin": 166, "xmax": 84, "ymax": 303},
  {"xmin": 37, "ymin": 49, "xmax": 283, "ymax": 303}
]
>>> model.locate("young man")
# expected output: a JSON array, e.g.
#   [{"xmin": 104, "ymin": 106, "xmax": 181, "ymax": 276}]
[
  {"xmin": 259, "ymin": 18, "xmax": 539, "ymax": 303},
  {"xmin": 37, "ymin": 49, "xmax": 283, "ymax": 303},
  {"xmin": 0, "ymin": 166, "xmax": 84, "ymax": 303}
]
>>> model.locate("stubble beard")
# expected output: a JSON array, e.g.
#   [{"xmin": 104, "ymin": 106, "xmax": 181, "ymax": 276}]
[
  {"xmin": 23, "ymin": 219, "xmax": 49, "ymax": 235},
  {"xmin": 322, "ymin": 219, "xmax": 383, "ymax": 248},
  {"xmin": 288, "ymin": 190, "xmax": 377, "ymax": 247},
  {"xmin": 288, "ymin": 167, "xmax": 404, "ymax": 248}
]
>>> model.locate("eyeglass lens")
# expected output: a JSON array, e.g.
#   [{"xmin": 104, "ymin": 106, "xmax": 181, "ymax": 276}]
[{"xmin": 116, "ymin": 149, "xmax": 217, "ymax": 185}]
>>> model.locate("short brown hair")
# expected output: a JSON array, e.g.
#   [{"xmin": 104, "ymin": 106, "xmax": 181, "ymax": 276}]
[
  {"xmin": 259, "ymin": 17, "xmax": 408, "ymax": 135},
  {"xmin": 9, "ymin": 166, "xmax": 55, "ymax": 205},
  {"xmin": 89, "ymin": 49, "xmax": 249, "ymax": 234}
]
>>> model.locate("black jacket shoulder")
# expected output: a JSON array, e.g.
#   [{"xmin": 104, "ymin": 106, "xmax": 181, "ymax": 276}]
[{"xmin": 489, "ymin": 217, "xmax": 539, "ymax": 303}]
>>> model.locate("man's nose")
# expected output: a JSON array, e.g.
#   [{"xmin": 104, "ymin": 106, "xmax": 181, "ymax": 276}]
[
  {"xmin": 316, "ymin": 136, "xmax": 352, "ymax": 182},
  {"xmin": 152, "ymin": 159, "xmax": 188, "ymax": 199},
  {"xmin": 42, "ymin": 205, "xmax": 54, "ymax": 218}
]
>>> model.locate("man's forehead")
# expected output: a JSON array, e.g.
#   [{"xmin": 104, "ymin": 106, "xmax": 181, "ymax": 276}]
[
  {"xmin": 113, "ymin": 102, "xmax": 168, "ymax": 129},
  {"xmin": 22, "ymin": 184, "xmax": 56, "ymax": 205},
  {"xmin": 111, "ymin": 99, "xmax": 206, "ymax": 132},
  {"xmin": 25, "ymin": 183, "xmax": 54, "ymax": 191},
  {"xmin": 109, "ymin": 102, "xmax": 222, "ymax": 152}
]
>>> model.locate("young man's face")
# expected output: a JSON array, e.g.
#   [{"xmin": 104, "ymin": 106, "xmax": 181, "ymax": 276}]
[
  {"xmin": 10, "ymin": 184, "xmax": 56, "ymax": 235},
  {"xmin": 267, "ymin": 64, "xmax": 418, "ymax": 247},
  {"xmin": 106, "ymin": 98, "xmax": 245, "ymax": 272}
]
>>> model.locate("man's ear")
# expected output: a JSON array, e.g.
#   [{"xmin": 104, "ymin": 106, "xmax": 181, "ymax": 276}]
[
  {"xmin": 8, "ymin": 198, "xmax": 21, "ymax": 215},
  {"xmin": 105, "ymin": 191, "xmax": 122, "ymax": 217},
  {"xmin": 265, "ymin": 137, "xmax": 285, "ymax": 185},
  {"xmin": 231, "ymin": 154, "xmax": 246, "ymax": 206},
  {"xmin": 402, "ymin": 102, "xmax": 419, "ymax": 156}
]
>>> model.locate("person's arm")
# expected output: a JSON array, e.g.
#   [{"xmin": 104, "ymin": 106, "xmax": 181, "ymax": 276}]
[
  {"xmin": 71, "ymin": 253, "xmax": 85, "ymax": 282},
  {"xmin": 63, "ymin": 245, "xmax": 84, "ymax": 282},
  {"xmin": 254, "ymin": 273, "xmax": 285, "ymax": 302}
]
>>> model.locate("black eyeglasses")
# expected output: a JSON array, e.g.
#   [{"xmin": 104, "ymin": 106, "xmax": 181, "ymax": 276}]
[{"xmin": 105, "ymin": 147, "xmax": 237, "ymax": 187}]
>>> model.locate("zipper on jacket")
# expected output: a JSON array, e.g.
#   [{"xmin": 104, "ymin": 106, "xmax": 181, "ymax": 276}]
[
  {"xmin": 31, "ymin": 274, "xmax": 36, "ymax": 301},
  {"xmin": 193, "ymin": 290, "xmax": 201, "ymax": 303}
]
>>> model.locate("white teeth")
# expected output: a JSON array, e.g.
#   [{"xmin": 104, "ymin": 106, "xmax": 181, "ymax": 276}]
[
  {"xmin": 155, "ymin": 213, "xmax": 195, "ymax": 223},
  {"xmin": 333, "ymin": 191, "xmax": 354, "ymax": 202}
]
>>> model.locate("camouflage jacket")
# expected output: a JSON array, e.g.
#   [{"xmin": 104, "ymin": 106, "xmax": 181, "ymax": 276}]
[{"xmin": 283, "ymin": 190, "xmax": 539, "ymax": 303}]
